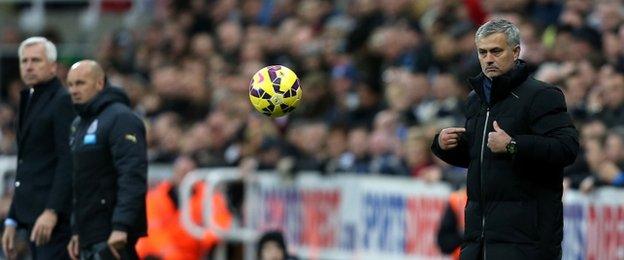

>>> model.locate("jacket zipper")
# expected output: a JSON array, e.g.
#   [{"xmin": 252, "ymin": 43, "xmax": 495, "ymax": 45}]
[{"xmin": 479, "ymin": 107, "xmax": 490, "ymax": 260}]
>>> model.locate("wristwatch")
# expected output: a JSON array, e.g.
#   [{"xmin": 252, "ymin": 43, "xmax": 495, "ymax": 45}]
[{"xmin": 506, "ymin": 138, "xmax": 517, "ymax": 154}]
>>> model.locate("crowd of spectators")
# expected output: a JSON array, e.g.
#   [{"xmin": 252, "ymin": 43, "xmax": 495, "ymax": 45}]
[{"xmin": 1, "ymin": 0, "xmax": 624, "ymax": 193}]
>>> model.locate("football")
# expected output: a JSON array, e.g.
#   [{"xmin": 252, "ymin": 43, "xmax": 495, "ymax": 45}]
[{"xmin": 249, "ymin": 65, "xmax": 302, "ymax": 118}]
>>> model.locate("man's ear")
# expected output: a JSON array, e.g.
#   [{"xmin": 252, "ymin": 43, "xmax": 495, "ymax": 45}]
[
  {"xmin": 50, "ymin": 62, "xmax": 58, "ymax": 76},
  {"xmin": 96, "ymin": 78, "xmax": 105, "ymax": 91},
  {"xmin": 513, "ymin": 45, "xmax": 521, "ymax": 60}
]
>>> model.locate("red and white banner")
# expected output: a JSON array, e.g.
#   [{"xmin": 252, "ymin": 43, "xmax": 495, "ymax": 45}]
[
  {"xmin": 563, "ymin": 188, "xmax": 624, "ymax": 260},
  {"xmin": 250, "ymin": 175, "xmax": 452, "ymax": 259},
  {"xmin": 180, "ymin": 168, "xmax": 624, "ymax": 260}
]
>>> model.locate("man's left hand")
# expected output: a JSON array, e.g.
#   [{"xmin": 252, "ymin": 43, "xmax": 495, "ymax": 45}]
[
  {"xmin": 107, "ymin": 230, "xmax": 127, "ymax": 260},
  {"xmin": 487, "ymin": 121, "xmax": 512, "ymax": 153},
  {"xmin": 30, "ymin": 209, "xmax": 57, "ymax": 246}
]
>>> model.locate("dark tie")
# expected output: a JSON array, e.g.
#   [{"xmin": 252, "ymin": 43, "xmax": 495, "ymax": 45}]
[{"xmin": 24, "ymin": 88, "xmax": 34, "ymax": 114}]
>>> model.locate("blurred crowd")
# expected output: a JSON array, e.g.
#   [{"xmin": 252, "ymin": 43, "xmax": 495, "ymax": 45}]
[{"xmin": 1, "ymin": 0, "xmax": 624, "ymax": 193}]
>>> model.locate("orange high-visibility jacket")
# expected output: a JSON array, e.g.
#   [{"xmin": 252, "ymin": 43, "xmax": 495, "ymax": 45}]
[{"xmin": 136, "ymin": 181, "xmax": 232, "ymax": 260}]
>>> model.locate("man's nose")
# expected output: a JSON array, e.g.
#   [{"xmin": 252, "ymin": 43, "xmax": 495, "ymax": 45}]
[{"xmin": 484, "ymin": 53, "xmax": 495, "ymax": 63}]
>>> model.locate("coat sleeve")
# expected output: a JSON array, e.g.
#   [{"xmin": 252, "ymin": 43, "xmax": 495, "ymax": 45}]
[
  {"xmin": 431, "ymin": 130, "xmax": 470, "ymax": 168},
  {"xmin": 108, "ymin": 111, "xmax": 147, "ymax": 232},
  {"xmin": 46, "ymin": 93, "xmax": 76, "ymax": 215},
  {"xmin": 7, "ymin": 200, "xmax": 16, "ymax": 221},
  {"xmin": 514, "ymin": 87, "xmax": 579, "ymax": 168},
  {"xmin": 436, "ymin": 204, "xmax": 462, "ymax": 254}
]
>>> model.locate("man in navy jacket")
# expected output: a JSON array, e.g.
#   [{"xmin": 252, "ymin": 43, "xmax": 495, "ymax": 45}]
[{"xmin": 65, "ymin": 60, "xmax": 147, "ymax": 259}]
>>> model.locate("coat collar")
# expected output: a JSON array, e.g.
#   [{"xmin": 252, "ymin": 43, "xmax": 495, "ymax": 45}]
[
  {"xmin": 30, "ymin": 77, "xmax": 62, "ymax": 93},
  {"xmin": 468, "ymin": 59, "xmax": 530, "ymax": 105},
  {"xmin": 73, "ymin": 81, "xmax": 131, "ymax": 119},
  {"xmin": 18, "ymin": 77, "xmax": 63, "ymax": 143}
]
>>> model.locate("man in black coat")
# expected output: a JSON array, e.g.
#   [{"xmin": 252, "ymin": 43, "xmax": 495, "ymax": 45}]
[
  {"xmin": 431, "ymin": 19, "xmax": 579, "ymax": 259},
  {"xmin": 2, "ymin": 37, "xmax": 75, "ymax": 259},
  {"xmin": 65, "ymin": 60, "xmax": 147, "ymax": 259}
]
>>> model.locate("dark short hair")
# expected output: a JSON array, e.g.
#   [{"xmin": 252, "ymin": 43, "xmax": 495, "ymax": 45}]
[{"xmin": 257, "ymin": 230, "xmax": 288, "ymax": 259}]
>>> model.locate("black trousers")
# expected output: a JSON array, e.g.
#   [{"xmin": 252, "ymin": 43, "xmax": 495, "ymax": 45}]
[
  {"xmin": 79, "ymin": 238, "xmax": 138, "ymax": 260},
  {"xmin": 26, "ymin": 219, "xmax": 72, "ymax": 260}
]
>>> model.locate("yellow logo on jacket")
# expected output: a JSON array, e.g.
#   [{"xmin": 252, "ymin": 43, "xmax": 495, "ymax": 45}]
[{"xmin": 125, "ymin": 134, "xmax": 137, "ymax": 143}]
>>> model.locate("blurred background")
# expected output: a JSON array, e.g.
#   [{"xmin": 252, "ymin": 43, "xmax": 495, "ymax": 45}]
[{"xmin": 0, "ymin": 0, "xmax": 623, "ymax": 259}]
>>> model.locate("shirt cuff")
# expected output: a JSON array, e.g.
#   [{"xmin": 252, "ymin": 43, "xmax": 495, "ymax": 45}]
[{"xmin": 4, "ymin": 218, "xmax": 17, "ymax": 227}]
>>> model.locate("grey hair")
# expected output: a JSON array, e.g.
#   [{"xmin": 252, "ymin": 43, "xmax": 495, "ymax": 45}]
[
  {"xmin": 18, "ymin": 37, "xmax": 57, "ymax": 62},
  {"xmin": 475, "ymin": 19, "xmax": 520, "ymax": 47}
]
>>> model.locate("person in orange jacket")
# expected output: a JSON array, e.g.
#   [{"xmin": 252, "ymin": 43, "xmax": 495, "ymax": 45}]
[
  {"xmin": 136, "ymin": 156, "xmax": 232, "ymax": 259},
  {"xmin": 437, "ymin": 186, "xmax": 467, "ymax": 260}
]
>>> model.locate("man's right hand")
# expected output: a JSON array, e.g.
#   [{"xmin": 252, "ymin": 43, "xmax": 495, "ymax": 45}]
[
  {"xmin": 2, "ymin": 225, "xmax": 16, "ymax": 259},
  {"xmin": 438, "ymin": 127, "xmax": 466, "ymax": 150},
  {"xmin": 67, "ymin": 235, "xmax": 79, "ymax": 260},
  {"xmin": 30, "ymin": 209, "xmax": 58, "ymax": 246}
]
